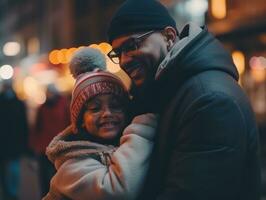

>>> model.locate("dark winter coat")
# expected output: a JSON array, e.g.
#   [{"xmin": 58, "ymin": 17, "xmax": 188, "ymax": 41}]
[
  {"xmin": 0, "ymin": 90, "xmax": 29, "ymax": 160},
  {"xmin": 137, "ymin": 23, "xmax": 261, "ymax": 200}
]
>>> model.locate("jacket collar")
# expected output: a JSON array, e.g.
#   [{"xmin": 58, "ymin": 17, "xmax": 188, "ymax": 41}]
[
  {"xmin": 155, "ymin": 23, "xmax": 238, "ymax": 89},
  {"xmin": 155, "ymin": 22, "xmax": 203, "ymax": 80},
  {"xmin": 46, "ymin": 126, "xmax": 115, "ymax": 169}
]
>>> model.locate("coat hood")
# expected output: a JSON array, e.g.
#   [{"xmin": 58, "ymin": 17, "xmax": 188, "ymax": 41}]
[
  {"xmin": 155, "ymin": 23, "xmax": 239, "ymax": 86},
  {"xmin": 46, "ymin": 126, "xmax": 115, "ymax": 169}
]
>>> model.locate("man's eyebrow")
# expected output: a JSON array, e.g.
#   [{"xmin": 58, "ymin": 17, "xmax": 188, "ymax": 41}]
[{"xmin": 118, "ymin": 36, "xmax": 135, "ymax": 48}]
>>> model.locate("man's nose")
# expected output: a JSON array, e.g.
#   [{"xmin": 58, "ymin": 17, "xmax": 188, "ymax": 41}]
[
  {"xmin": 120, "ymin": 53, "xmax": 133, "ymax": 74},
  {"xmin": 120, "ymin": 52, "xmax": 132, "ymax": 67}
]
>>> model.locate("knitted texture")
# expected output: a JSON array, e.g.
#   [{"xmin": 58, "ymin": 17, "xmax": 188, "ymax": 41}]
[
  {"xmin": 107, "ymin": 0, "xmax": 177, "ymax": 42},
  {"xmin": 69, "ymin": 47, "xmax": 106, "ymax": 78}
]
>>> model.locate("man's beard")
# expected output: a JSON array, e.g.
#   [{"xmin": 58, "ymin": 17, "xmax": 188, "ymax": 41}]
[
  {"xmin": 129, "ymin": 76, "xmax": 159, "ymax": 116},
  {"xmin": 127, "ymin": 59, "xmax": 162, "ymax": 116}
]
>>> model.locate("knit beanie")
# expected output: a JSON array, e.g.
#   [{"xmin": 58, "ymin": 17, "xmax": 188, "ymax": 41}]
[
  {"xmin": 70, "ymin": 71, "xmax": 129, "ymax": 133},
  {"xmin": 107, "ymin": 0, "xmax": 178, "ymax": 43}
]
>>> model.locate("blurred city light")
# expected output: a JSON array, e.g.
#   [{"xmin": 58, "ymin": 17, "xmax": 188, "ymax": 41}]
[
  {"xmin": 34, "ymin": 70, "xmax": 58, "ymax": 85},
  {"xmin": 185, "ymin": 0, "xmax": 208, "ymax": 17},
  {"xmin": 259, "ymin": 34, "xmax": 266, "ymax": 44},
  {"xmin": 78, "ymin": 46, "xmax": 85, "ymax": 50},
  {"xmin": 66, "ymin": 48, "xmax": 78, "ymax": 62},
  {"xmin": 211, "ymin": 0, "xmax": 226, "ymax": 19},
  {"xmin": 89, "ymin": 43, "xmax": 101, "ymax": 50},
  {"xmin": 27, "ymin": 37, "xmax": 40, "ymax": 54},
  {"xmin": 250, "ymin": 56, "xmax": 266, "ymax": 70},
  {"xmin": 106, "ymin": 57, "xmax": 121, "ymax": 73},
  {"xmin": 0, "ymin": 64, "xmax": 14, "ymax": 79},
  {"xmin": 58, "ymin": 49, "xmax": 68, "ymax": 64},
  {"xmin": 48, "ymin": 44, "xmax": 121, "ymax": 74},
  {"xmin": 98, "ymin": 42, "xmax": 112, "ymax": 54},
  {"xmin": 49, "ymin": 50, "xmax": 60, "ymax": 65},
  {"xmin": 3, "ymin": 42, "xmax": 21, "ymax": 56},
  {"xmin": 232, "ymin": 51, "xmax": 245, "ymax": 75},
  {"xmin": 23, "ymin": 76, "xmax": 46, "ymax": 105},
  {"xmin": 250, "ymin": 56, "xmax": 266, "ymax": 83}
]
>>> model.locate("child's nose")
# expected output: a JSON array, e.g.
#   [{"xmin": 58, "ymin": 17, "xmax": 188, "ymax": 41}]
[{"xmin": 101, "ymin": 106, "xmax": 112, "ymax": 116}]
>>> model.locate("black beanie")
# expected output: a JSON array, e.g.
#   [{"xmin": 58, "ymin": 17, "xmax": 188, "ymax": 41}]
[{"xmin": 107, "ymin": 0, "xmax": 178, "ymax": 43}]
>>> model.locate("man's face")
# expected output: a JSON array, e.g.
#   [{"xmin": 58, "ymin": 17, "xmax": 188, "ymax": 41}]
[{"xmin": 110, "ymin": 31, "xmax": 168, "ymax": 91}]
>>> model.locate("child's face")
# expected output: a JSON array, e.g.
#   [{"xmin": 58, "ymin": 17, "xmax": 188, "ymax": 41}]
[{"xmin": 82, "ymin": 94, "xmax": 127, "ymax": 140}]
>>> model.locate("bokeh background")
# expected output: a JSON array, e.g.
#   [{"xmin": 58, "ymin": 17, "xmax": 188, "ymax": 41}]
[{"xmin": 0, "ymin": 0, "xmax": 265, "ymax": 199}]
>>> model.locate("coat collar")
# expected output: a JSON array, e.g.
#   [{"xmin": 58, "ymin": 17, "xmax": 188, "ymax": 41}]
[{"xmin": 155, "ymin": 22, "xmax": 203, "ymax": 80}]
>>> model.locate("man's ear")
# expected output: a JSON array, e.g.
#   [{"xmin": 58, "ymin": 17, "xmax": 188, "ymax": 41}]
[
  {"xmin": 163, "ymin": 26, "xmax": 178, "ymax": 50},
  {"xmin": 164, "ymin": 26, "xmax": 177, "ymax": 43}
]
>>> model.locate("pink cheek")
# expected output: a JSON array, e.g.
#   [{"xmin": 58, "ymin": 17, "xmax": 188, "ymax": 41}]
[{"xmin": 84, "ymin": 116, "xmax": 95, "ymax": 129}]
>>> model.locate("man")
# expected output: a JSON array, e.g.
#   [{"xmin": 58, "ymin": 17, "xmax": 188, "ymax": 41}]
[{"xmin": 107, "ymin": 0, "xmax": 261, "ymax": 199}]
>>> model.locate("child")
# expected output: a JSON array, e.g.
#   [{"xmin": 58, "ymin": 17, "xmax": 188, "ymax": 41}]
[{"xmin": 43, "ymin": 49, "xmax": 157, "ymax": 200}]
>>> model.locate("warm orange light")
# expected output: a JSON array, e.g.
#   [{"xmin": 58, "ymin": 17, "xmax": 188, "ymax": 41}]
[
  {"xmin": 77, "ymin": 46, "xmax": 86, "ymax": 50},
  {"xmin": 89, "ymin": 44, "xmax": 101, "ymax": 50},
  {"xmin": 232, "ymin": 51, "xmax": 245, "ymax": 75},
  {"xmin": 58, "ymin": 49, "xmax": 68, "ymax": 64},
  {"xmin": 28, "ymin": 37, "xmax": 40, "ymax": 54},
  {"xmin": 211, "ymin": 0, "xmax": 226, "ymax": 19},
  {"xmin": 23, "ymin": 76, "xmax": 46, "ymax": 105},
  {"xmin": 250, "ymin": 69, "xmax": 266, "ymax": 83},
  {"xmin": 66, "ymin": 48, "xmax": 77, "ymax": 63},
  {"xmin": 249, "ymin": 56, "xmax": 266, "ymax": 83},
  {"xmin": 49, "ymin": 50, "xmax": 60, "ymax": 64},
  {"xmin": 106, "ymin": 59, "xmax": 121, "ymax": 73},
  {"xmin": 98, "ymin": 42, "xmax": 112, "ymax": 54},
  {"xmin": 114, "ymin": 69, "xmax": 131, "ymax": 90},
  {"xmin": 30, "ymin": 63, "xmax": 47, "ymax": 74}
]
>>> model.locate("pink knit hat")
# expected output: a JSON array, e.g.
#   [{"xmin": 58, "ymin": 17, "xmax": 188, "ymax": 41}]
[{"xmin": 70, "ymin": 71, "xmax": 129, "ymax": 133}]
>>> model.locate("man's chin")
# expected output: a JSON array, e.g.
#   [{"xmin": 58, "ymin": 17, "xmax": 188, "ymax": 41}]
[
  {"xmin": 128, "ymin": 79, "xmax": 159, "ymax": 115},
  {"xmin": 130, "ymin": 78, "xmax": 154, "ymax": 98}
]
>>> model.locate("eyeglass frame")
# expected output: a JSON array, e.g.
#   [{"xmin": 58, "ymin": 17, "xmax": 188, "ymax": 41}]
[{"xmin": 107, "ymin": 30, "xmax": 155, "ymax": 64}]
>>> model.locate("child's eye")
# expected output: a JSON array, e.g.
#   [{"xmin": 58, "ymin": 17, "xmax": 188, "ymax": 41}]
[{"xmin": 87, "ymin": 106, "xmax": 100, "ymax": 113}]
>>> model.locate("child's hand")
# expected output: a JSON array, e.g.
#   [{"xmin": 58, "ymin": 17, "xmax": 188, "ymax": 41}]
[
  {"xmin": 131, "ymin": 113, "xmax": 159, "ymax": 128},
  {"xmin": 122, "ymin": 113, "xmax": 159, "ymax": 140}
]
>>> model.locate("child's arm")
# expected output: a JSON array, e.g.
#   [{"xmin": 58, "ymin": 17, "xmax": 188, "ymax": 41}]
[{"xmin": 43, "ymin": 113, "xmax": 157, "ymax": 200}]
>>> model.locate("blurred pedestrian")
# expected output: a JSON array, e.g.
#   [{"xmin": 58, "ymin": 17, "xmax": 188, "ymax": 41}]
[
  {"xmin": 0, "ymin": 80, "xmax": 29, "ymax": 200},
  {"xmin": 30, "ymin": 83, "xmax": 70, "ymax": 196},
  {"xmin": 107, "ymin": 0, "xmax": 261, "ymax": 199}
]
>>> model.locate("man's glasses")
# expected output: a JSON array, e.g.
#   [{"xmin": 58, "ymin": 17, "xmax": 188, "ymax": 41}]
[{"xmin": 107, "ymin": 30, "xmax": 155, "ymax": 64}]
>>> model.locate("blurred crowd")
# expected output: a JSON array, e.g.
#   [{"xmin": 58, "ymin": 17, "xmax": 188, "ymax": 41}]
[{"xmin": 0, "ymin": 80, "xmax": 70, "ymax": 200}]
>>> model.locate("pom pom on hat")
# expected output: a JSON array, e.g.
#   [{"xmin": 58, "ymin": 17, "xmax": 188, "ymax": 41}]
[
  {"xmin": 107, "ymin": 0, "xmax": 178, "ymax": 43},
  {"xmin": 69, "ymin": 47, "xmax": 106, "ymax": 78}
]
